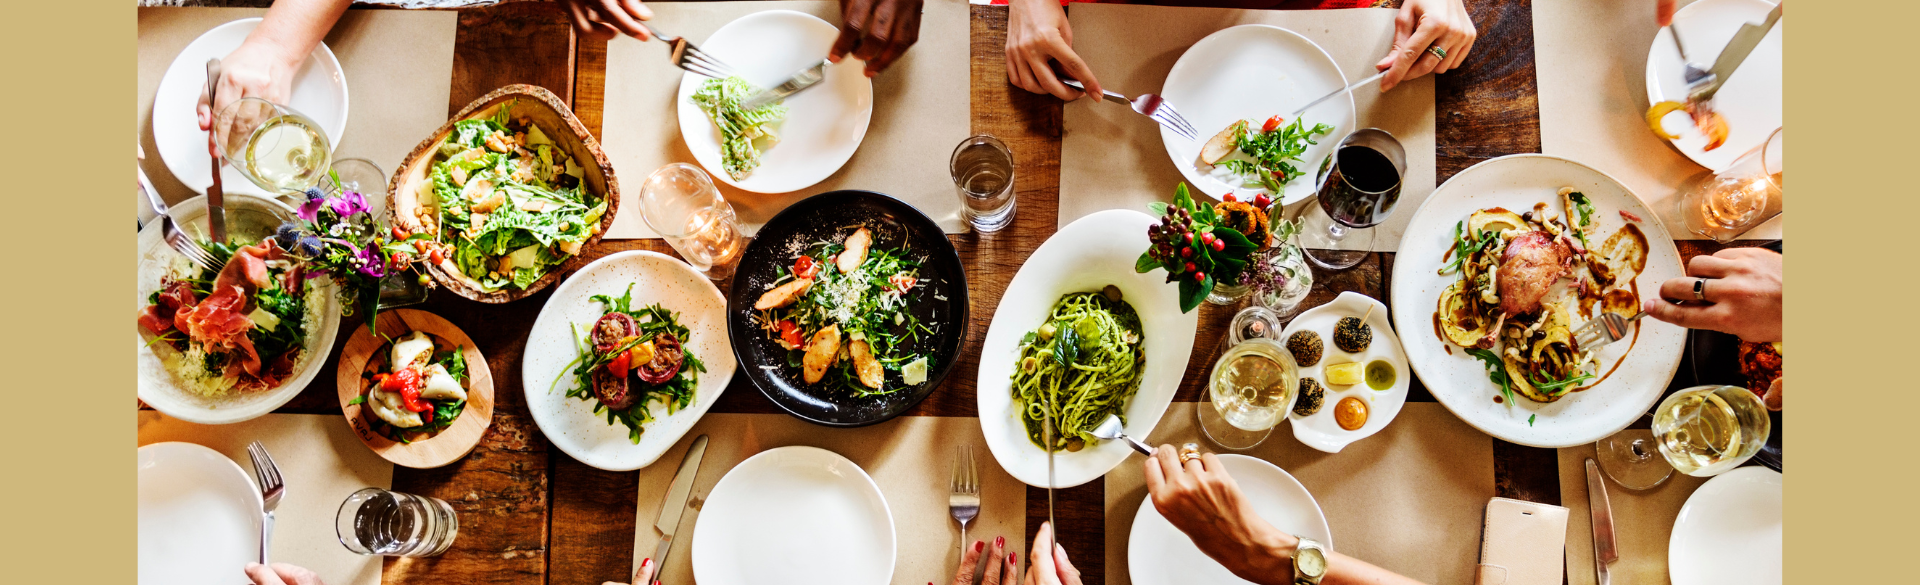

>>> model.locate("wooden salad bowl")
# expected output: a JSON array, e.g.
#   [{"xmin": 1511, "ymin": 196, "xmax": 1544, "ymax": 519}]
[
  {"xmin": 387, "ymin": 84, "xmax": 620, "ymax": 303},
  {"xmin": 336, "ymin": 309, "xmax": 495, "ymax": 469}
]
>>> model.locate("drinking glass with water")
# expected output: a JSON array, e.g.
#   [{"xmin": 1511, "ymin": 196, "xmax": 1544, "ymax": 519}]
[
  {"xmin": 950, "ymin": 135, "xmax": 1016, "ymax": 232},
  {"xmin": 336, "ymin": 488, "xmax": 459, "ymax": 557},
  {"xmin": 639, "ymin": 163, "xmax": 747, "ymax": 280}
]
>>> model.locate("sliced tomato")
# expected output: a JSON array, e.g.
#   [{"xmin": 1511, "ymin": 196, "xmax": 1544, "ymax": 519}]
[
  {"xmin": 793, "ymin": 255, "xmax": 819, "ymax": 279},
  {"xmin": 1262, "ymin": 116, "xmax": 1285, "ymax": 132},
  {"xmin": 777, "ymin": 320, "xmax": 804, "ymax": 349},
  {"xmin": 607, "ymin": 350, "xmax": 632, "ymax": 379}
]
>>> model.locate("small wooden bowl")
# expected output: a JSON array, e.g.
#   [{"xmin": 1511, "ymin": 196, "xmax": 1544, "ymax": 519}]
[
  {"xmin": 387, "ymin": 84, "xmax": 621, "ymax": 303},
  {"xmin": 336, "ymin": 309, "xmax": 495, "ymax": 469}
]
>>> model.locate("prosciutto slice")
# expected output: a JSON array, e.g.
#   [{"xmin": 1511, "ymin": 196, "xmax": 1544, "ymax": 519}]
[{"xmin": 179, "ymin": 285, "xmax": 263, "ymax": 378}]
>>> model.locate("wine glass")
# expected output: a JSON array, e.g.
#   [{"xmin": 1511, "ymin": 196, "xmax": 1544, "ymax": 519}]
[
  {"xmin": 1298, "ymin": 129, "xmax": 1406, "ymax": 270},
  {"xmin": 213, "ymin": 97, "xmax": 333, "ymax": 195},
  {"xmin": 1595, "ymin": 385, "xmax": 1772, "ymax": 489},
  {"xmin": 1197, "ymin": 334, "xmax": 1300, "ymax": 450},
  {"xmin": 638, "ymin": 163, "xmax": 747, "ymax": 280},
  {"xmin": 1680, "ymin": 127, "xmax": 1783, "ymax": 243}
]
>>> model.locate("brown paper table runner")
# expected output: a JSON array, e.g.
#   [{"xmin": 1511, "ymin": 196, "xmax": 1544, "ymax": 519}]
[
  {"xmin": 632, "ymin": 413, "xmax": 1026, "ymax": 585},
  {"xmin": 1057, "ymin": 5, "xmax": 1436, "ymax": 251},
  {"xmin": 1103, "ymin": 402, "xmax": 1493, "ymax": 585},
  {"xmin": 599, "ymin": 0, "xmax": 971, "ymax": 239},
  {"xmin": 1557, "ymin": 436, "xmax": 1709, "ymax": 585},
  {"xmin": 138, "ymin": 412, "xmax": 394, "ymax": 585},
  {"xmin": 1532, "ymin": 0, "xmax": 1783, "ymax": 241},
  {"xmin": 137, "ymin": 7, "xmax": 457, "ymax": 205}
]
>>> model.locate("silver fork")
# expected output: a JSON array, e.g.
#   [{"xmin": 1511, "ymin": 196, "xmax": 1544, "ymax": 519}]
[
  {"xmin": 640, "ymin": 23, "xmax": 737, "ymax": 79},
  {"xmin": 1063, "ymin": 80, "xmax": 1197, "ymax": 141},
  {"xmin": 246, "ymin": 441, "xmax": 286, "ymax": 564},
  {"xmin": 1665, "ymin": 24, "xmax": 1715, "ymax": 98},
  {"xmin": 1575, "ymin": 311, "xmax": 1647, "ymax": 352},
  {"xmin": 948, "ymin": 445, "xmax": 981, "ymax": 559},
  {"xmin": 142, "ymin": 176, "xmax": 218, "ymax": 271}
]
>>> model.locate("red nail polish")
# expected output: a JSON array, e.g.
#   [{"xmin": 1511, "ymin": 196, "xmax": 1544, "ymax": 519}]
[
  {"xmin": 973, "ymin": 540, "xmax": 984, "ymax": 553},
  {"xmin": 1009, "ymin": 552, "xmax": 1018, "ymax": 565},
  {"xmin": 641, "ymin": 558, "xmax": 652, "ymax": 570},
  {"xmin": 995, "ymin": 535, "xmax": 1005, "ymax": 548}
]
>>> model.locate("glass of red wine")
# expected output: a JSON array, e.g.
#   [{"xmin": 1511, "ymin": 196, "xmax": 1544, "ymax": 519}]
[{"xmin": 1299, "ymin": 129, "xmax": 1406, "ymax": 270}]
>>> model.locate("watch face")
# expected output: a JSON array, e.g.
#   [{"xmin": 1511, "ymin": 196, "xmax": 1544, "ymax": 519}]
[{"xmin": 1297, "ymin": 547, "xmax": 1327, "ymax": 577}]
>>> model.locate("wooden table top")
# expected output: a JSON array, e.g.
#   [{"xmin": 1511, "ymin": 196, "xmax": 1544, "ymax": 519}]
[{"xmin": 245, "ymin": 2, "xmax": 1763, "ymax": 583}]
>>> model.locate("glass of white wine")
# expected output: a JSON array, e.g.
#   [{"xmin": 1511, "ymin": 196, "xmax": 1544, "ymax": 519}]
[
  {"xmin": 1198, "ymin": 337, "xmax": 1299, "ymax": 450},
  {"xmin": 214, "ymin": 97, "xmax": 332, "ymax": 195},
  {"xmin": 638, "ymin": 163, "xmax": 746, "ymax": 280},
  {"xmin": 1652, "ymin": 385, "xmax": 1772, "ymax": 477}
]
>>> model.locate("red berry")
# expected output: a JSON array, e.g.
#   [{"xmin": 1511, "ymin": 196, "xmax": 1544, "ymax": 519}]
[
  {"xmin": 1193, "ymin": 271, "xmax": 1206, "ymax": 282},
  {"xmin": 1184, "ymin": 262, "xmax": 1196, "ymax": 273},
  {"xmin": 1223, "ymin": 193, "xmax": 1237, "ymax": 202},
  {"xmin": 1181, "ymin": 246, "xmax": 1193, "ymax": 258},
  {"xmin": 1201, "ymin": 232, "xmax": 1216, "ymax": 245},
  {"xmin": 1211, "ymin": 239, "xmax": 1226, "ymax": 252}
]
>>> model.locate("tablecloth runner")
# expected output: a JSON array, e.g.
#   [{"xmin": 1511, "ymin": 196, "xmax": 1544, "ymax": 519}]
[
  {"xmin": 138, "ymin": 412, "xmax": 394, "ymax": 585},
  {"xmin": 1103, "ymin": 402, "xmax": 1493, "ymax": 585},
  {"xmin": 1556, "ymin": 435, "xmax": 1711, "ymax": 585},
  {"xmin": 599, "ymin": 0, "xmax": 971, "ymax": 239},
  {"xmin": 1532, "ymin": 0, "xmax": 1784, "ymax": 241},
  {"xmin": 1057, "ymin": 4, "xmax": 1437, "ymax": 251}
]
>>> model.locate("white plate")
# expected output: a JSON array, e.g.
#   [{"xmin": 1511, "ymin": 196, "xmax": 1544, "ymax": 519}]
[
  {"xmin": 675, "ymin": 10, "xmax": 873, "ymax": 194},
  {"xmin": 1389, "ymin": 155, "xmax": 1686, "ymax": 448},
  {"xmin": 1645, "ymin": 0, "xmax": 1782, "ymax": 171},
  {"xmin": 136, "ymin": 193, "xmax": 341, "ymax": 425},
  {"xmin": 1281, "ymin": 292, "xmax": 1410, "ymax": 453},
  {"xmin": 977, "ymin": 210, "xmax": 1200, "ymax": 488},
  {"xmin": 692, "ymin": 446, "xmax": 895, "ymax": 585},
  {"xmin": 152, "ymin": 18, "xmax": 349, "ymax": 196},
  {"xmin": 522, "ymin": 251, "xmax": 736, "ymax": 471},
  {"xmin": 138, "ymin": 442, "xmax": 262, "ymax": 585},
  {"xmin": 1128, "ymin": 455, "xmax": 1331, "ymax": 585},
  {"xmin": 1159, "ymin": 24, "xmax": 1356, "ymax": 205},
  {"xmin": 1669, "ymin": 467, "xmax": 1783, "ymax": 585}
]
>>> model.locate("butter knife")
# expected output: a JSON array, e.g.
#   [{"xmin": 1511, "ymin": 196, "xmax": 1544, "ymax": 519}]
[
  {"xmin": 740, "ymin": 59, "xmax": 831, "ymax": 111},
  {"xmin": 636, "ymin": 435, "xmax": 709, "ymax": 580},
  {"xmin": 204, "ymin": 58, "xmax": 228, "ymax": 245},
  {"xmin": 1287, "ymin": 71, "xmax": 1385, "ymax": 120},
  {"xmin": 1585, "ymin": 459, "xmax": 1617, "ymax": 585},
  {"xmin": 1692, "ymin": 2, "xmax": 1783, "ymax": 102}
]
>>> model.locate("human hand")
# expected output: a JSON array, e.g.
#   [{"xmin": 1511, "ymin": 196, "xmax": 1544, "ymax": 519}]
[
  {"xmin": 949, "ymin": 535, "xmax": 1017, "ymax": 585},
  {"xmin": 1005, "ymin": 0, "xmax": 1101, "ymax": 101},
  {"xmin": 831, "ymin": 0, "xmax": 924, "ymax": 77},
  {"xmin": 602, "ymin": 555, "xmax": 658, "ymax": 585},
  {"xmin": 1376, "ymin": 0, "xmax": 1478, "ymax": 92},
  {"xmin": 1642, "ymin": 247, "xmax": 1783, "ymax": 342},
  {"xmin": 1022, "ymin": 522, "xmax": 1082, "ymax": 585},
  {"xmin": 197, "ymin": 39, "xmax": 302, "ymax": 132},
  {"xmin": 244, "ymin": 563, "xmax": 325, "ymax": 585},
  {"xmin": 1656, "ymin": 0, "xmax": 1678, "ymax": 26},
  {"xmin": 562, "ymin": 0, "xmax": 656, "ymax": 42},
  {"xmin": 1143, "ymin": 445, "xmax": 1294, "ymax": 585}
]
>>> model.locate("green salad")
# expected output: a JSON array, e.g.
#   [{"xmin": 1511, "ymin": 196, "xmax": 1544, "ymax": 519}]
[
  {"xmin": 429, "ymin": 99, "xmax": 606, "ymax": 292},
  {"xmin": 690, "ymin": 76, "xmax": 789, "ymax": 181}
]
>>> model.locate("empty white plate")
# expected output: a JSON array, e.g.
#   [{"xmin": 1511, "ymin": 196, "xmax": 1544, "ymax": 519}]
[
  {"xmin": 151, "ymin": 17, "xmax": 349, "ymax": 196},
  {"xmin": 692, "ymin": 446, "xmax": 895, "ymax": 585},
  {"xmin": 1645, "ymin": 0, "xmax": 1782, "ymax": 171},
  {"xmin": 675, "ymin": 10, "xmax": 874, "ymax": 194},
  {"xmin": 1669, "ymin": 466, "xmax": 1783, "ymax": 585},
  {"xmin": 138, "ymin": 442, "xmax": 262, "ymax": 585},
  {"xmin": 1129, "ymin": 455, "xmax": 1332, "ymax": 585},
  {"xmin": 1159, "ymin": 24, "xmax": 1356, "ymax": 205}
]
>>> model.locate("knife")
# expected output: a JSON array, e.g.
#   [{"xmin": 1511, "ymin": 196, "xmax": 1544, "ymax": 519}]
[
  {"xmin": 740, "ymin": 59, "xmax": 831, "ymax": 111},
  {"xmin": 204, "ymin": 58, "xmax": 228, "ymax": 245},
  {"xmin": 636, "ymin": 435, "xmax": 709, "ymax": 580},
  {"xmin": 1288, "ymin": 71, "xmax": 1385, "ymax": 120},
  {"xmin": 1692, "ymin": 2, "xmax": 1783, "ymax": 102},
  {"xmin": 1042, "ymin": 407, "xmax": 1058, "ymax": 540},
  {"xmin": 1584, "ymin": 459, "xmax": 1618, "ymax": 585}
]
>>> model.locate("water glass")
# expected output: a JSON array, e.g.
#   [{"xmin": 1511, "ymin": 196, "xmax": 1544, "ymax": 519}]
[
  {"xmin": 214, "ymin": 97, "xmax": 333, "ymax": 195},
  {"xmin": 336, "ymin": 487, "xmax": 458, "ymax": 557},
  {"xmin": 1256, "ymin": 243, "xmax": 1313, "ymax": 318},
  {"xmin": 950, "ymin": 135, "xmax": 1016, "ymax": 233},
  {"xmin": 1681, "ymin": 127, "xmax": 1783, "ymax": 243},
  {"xmin": 638, "ymin": 163, "xmax": 747, "ymax": 280}
]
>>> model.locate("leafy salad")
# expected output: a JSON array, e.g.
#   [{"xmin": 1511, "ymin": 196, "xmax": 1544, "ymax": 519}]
[
  {"xmin": 751, "ymin": 227, "xmax": 935, "ymax": 397},
  {"xmin": 690, "ymin": 76, "xmax": 789, "ymax": 181},
  {"xmin": 553, "ymin": 284, "xmax": 705, "ymax": 444},
  {"xmin": 139, "ymin": 239, "xmax": 318, "ymax": 396},
  {"xmin": 428, "ymin": 99, "xmax": 606, "ymax": 292},
  {"xmin": 1199, "ymin": 115, "xmax": 1334, "ymax": 193}
]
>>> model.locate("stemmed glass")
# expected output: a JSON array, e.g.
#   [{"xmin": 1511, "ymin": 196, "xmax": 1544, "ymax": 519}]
[
  {"xmin": 1298, "ymin": 129, "xmax": 1406, "ymax": 270},
  {"xmin": 213, "ymin": 97, "xmax": 333, "ymax": 194},
  {"xmin": 638, "ymin": 163, "xmax": 747, "ymax": 280},
  {"xmin": 1680, "ymin": 127, "xmax": 1783, "ymax": 243},
  {"xmin": 1595, "ymin": 385, "xmax": 1772, "ymax": 489},
  {"xmin": 1197, "ymin": 309, "xmax": 1300, "ymax": 450}
]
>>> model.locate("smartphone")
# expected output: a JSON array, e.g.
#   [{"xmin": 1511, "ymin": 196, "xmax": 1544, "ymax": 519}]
[{"xmin": 1476, "ymin": 497, "xmax": 1570, "ymax": 585}]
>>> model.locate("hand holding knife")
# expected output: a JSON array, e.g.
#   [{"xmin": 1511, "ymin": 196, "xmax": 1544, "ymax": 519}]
[{"xmin": 740, "ymin": 59, "xmax": 833, "ymax": 111}]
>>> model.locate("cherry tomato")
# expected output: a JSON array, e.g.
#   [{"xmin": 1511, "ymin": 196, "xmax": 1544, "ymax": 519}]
[
  {"xmin": 429, "ymin": 249, "xmax": 445, "ymax": 264},
  {"xmin": 777, "ymin": 320, "xmax": 804, "ymax": 348},
  {"xmin": 793, "ymin": 255, "xmax": 819, "ymax": 279},
  {"xmin": 888, "ymin": 274, "xmax": 918, "ymax": 293},
  {"xmin": 608, "ymin": 350, "xmax": 632, "ymax": 379},
  {"xmin": 1263, "ymin": 116, "xmax": 1285, "ymax": 132},
  {"xmin": 1223, "ymin": 193, "xmax": 1237, "ymax": 203},
  {"xmin": 1254, "ymin": 194, "xmax": 1272, "ymax": 208}
]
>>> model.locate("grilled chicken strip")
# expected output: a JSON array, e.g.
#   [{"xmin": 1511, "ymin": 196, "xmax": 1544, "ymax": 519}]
[
  {"xmin": 753, "ymin": 278, "xmax": 814, "ymax": 310},
  {"xmin": 837, "ymin": 227, "xmax": 872, "ymax": 274},
  {"xmin": 802, "ymin": 325, "xmax": 842, "ymax": 384},
  {"xmin": 850, "ymin": 338, "xmax": 883, "ymax": 389}
]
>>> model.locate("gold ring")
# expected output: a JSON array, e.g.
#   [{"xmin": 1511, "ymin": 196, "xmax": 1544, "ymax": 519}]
[
  {"xmin": 1427, "ymin": 46, "xmax": 1448, "ymax": 60},
  {"xmin": 1179, "ymin": 443, "xmax": 1202, "ymax": 464}
]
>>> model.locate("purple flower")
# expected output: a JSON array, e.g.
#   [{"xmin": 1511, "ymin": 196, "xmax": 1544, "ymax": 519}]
[
  {"xmin": 298, "ymin": 197, "xmax": 326, "ymax": 221},
  {"xmin": 330, "ymin": 190, "xmax": 369, "ymax": 217},
  {"xmin": 352, "ymin": 242, "xmax": 387, "ymax": 278}
]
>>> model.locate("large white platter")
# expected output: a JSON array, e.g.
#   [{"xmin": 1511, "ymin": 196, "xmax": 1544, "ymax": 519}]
[
  {"xmin": 1128, "ymin": 455, "xmax": 1331, "ymax": 585},
  {"xmin": 138, "ymin": 442, "xmax": 262, "ymax": 585},
  {"xmin": 1389, "ymin": 155, "xmax": 1685, "ymax": 448},
  {"xmin": 1670, "ymin": 466, "xmax": 1783, "ymax": 585},
  {"xmin": 522, "ymin": 251, "xmax": 735, "ymax": 471},
  {"xmin": 1645, "ymin": 0, "xmax": 1783, "ymax": 171},
  {"xmin": 674, "ymin": 10, "xmax": 873, "ymax": 194},
  {"xmin": 152, "ymin": 17, "xmax": 348, "ymax": 196},
  {"xmin": 692, "ymin": 446, "xmax": 895, "ymax": 585},
  {"xmin": 1159, "ymin": 24, "xmax": 1355, "ymax": 205},
  {"xmin": 977, "ymin": 209, "xmax": 1199, "ymax": 488}
]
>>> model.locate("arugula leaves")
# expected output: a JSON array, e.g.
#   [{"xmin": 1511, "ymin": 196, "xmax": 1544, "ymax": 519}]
[
  {"xmin": 559, "ymin": 283, "xmax": 704, "ymax": 444},
  {"xmin": 1440, "ymin": 220, "xmax": 1499, "ymax": 275},
  {"xmin": 1464, "ymin": 348, "xmax": 1517, "ymax": 407},
  {"xmin": 1222, "ymin": 118, "xmax": 1334, "ymax": 191}
]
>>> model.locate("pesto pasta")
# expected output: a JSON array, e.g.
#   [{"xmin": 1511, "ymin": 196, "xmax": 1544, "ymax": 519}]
[{"xmin": 1011, "ymin": 289, "xmax": 1146, "ymax": 452}]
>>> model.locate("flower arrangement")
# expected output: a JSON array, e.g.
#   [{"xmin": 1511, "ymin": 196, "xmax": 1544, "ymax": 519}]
[
  {"xmin": 1135, "ymin": 183, "xmax": 1296, "ymax": 313},
  {"xmin": 275, "ymin": 170, "xmax": 432, "ymax": 330}
]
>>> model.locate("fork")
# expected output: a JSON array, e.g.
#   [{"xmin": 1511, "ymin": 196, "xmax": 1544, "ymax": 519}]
[
  {"xmin": 1665, "ymin": 24, "xmax": 1715, "ymax": 99},
  {"xmin": 1062, "ymin": 79, "xmax": 1197, "ymax": 141},
  {"xmin": 1574, "ymin": 311, "xmax": 1646, "ymax": 352},
  {"xmin": 948, "ymin": 445, "xmax": 981, "ymax": 559},
  {"xmin": 142, "ymin": 173, "xmax": 218, "ymax": 271},
  {"xmin": 246, "ymin": 441, "xmax": 286, "ymax": 564},
  {"xmin": 640, "ymin": 23, "xmax": 737, "ymax": 79}
]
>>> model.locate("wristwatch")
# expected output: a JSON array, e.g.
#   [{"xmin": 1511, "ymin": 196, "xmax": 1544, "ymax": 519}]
[{"xmin": 1292, "ymin": 537, "xmax": 1328, "ymax": 585}]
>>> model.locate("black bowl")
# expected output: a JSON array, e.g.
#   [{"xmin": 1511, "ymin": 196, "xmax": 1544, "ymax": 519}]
[
  {"xmin": 1682, "ymin": 241, "xmax": 1782, "ymax": 471},
  {"xmin": 726, "ymin": 191, "xmax": 969, "ymax": 426}
]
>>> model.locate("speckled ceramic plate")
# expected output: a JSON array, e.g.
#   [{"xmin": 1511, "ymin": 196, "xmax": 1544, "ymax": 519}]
[
  {"xmin": 522, "ymin": 251, "xmax": 735, "ymax": 471},
  {"xmin": 1389, "ymin": 154, "xmax": 1685, "ymax": 448}
]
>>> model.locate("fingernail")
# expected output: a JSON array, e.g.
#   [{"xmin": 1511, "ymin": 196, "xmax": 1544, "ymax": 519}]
[
  {"xmin": 995, "ymin": 535, "xmax": 1005, "ymax": 548},
  {"xmin": 973, "ymin": 540, "xmax": 984, "ymax": 553},
  {"xmin": 1057, "ymin": 543, "xmax": 1067, "ymax": 556},
  {"xmin": 1009, "ymin": 552, "xmax": 1018, "ymax": 564},
  {"xmin": 641, "ymin": 558, "xmax": 652, "ymax": 570}
]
